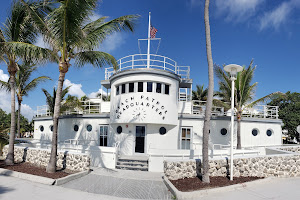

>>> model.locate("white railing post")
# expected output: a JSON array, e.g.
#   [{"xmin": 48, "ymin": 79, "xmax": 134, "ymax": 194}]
[
  {"xmin": 164, "ymin": 57, "xmax": 166, "ymax": 70},
  {"xmin": 132, "ymin": 55, "xmax": 134, "ymax": 68},
  {"xmin": 175, "ymin": 62, "xmax": 177, "ymax": 74},
  {"xmin": 119, "ymin": 59, "xmax": 122, "ymax": 71}
]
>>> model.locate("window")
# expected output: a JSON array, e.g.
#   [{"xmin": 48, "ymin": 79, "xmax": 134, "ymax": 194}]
[
  {"xmin": 74, "ymin": 125, "xmax": 79, "ymax": 132},
  {"xmin": 252, "ymin": 129, "xmax": 259, "ymax": 136},
  {"xmin": 129, "ymin": 82, "xmax": 134, "ymax": 93},
  {"xmin": 156, "ymin": 83, "xmax": 162, "ymax": 93},
  {"xmin": 100, "ymin": 125, "xmax": 108, "ymax": 146},
  {"xmin": 121, "ymin": 84, "xmax": 126, "ymax": 94},
  {"xmin": 40, "ymin": 126, "xmax": 44, "ymax": 132},
  {"xmin": 87, "ymin": 124, "xmax": 92, "ymax": 132},
  {"xmin": 181, "ymin": 127, "xmax": 191, "ymax": 149},
  {"xmin": 147, "ymin": 82, "xmax": 153, "ymax": 92},
  {"xmin": 117, "ymin": 126, "xmax": 122, "ymax": 134},
  {"xmin": 159, "ymin": 127, "xmax": 167, "ymax": 135},
  {"xmin": 116, "ymin": 85, "xmax": 119, "ymax": 95},
  {"xmin": 165, "ymin": 84, "xmax": 170, "ymax": 95},
  {"xmin": 138, "ymin": 82, "xmax": 143, "ymax": 92},
  {"xmin": 220, "ymin": 128, "xmax": 227, "ymax": 136},
  {"xmin": 266, "ymin": 129, "xmax": 273, "ymax": 137},
  {"xmin": 50, "ymin": 125, "xmax": 53, "ymax": 132}
]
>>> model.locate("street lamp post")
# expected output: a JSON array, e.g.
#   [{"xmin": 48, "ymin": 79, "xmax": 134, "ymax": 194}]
[{"xmin": 224, "ymin": 64, "xmax": 243, "ymax": 181}]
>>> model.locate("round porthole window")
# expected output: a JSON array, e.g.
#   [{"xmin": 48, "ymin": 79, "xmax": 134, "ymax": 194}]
[
  {"xmin": 74, "ymin": 125, "xmax": 79, "ymax": 132},
  {"xmin": 40, "ymin": 125, "xmax": 44, "ymax": 132},
  {"xmin": 252, "ymin": 129, "xmax": 259, "ymax": 136},
  {"xmin": 159, "ymin": 127, "xmax": 167, "ymax": 135},
  {"xmin": 87, "ymin": 124, "xmax": 92, "ymax": 132},
  {"xmin": 220, "ymin": 128, "xmax": 227, "ymax": 136},
  {"xmin": 50, "ymin": 125, "xmax": 53, "ymax": 132},
  {"xmin": 266, "ymin": 129, "xmax": 273, "ymax": 137},
  {"xmin": 117, "ymin": 126, "xmax": 122, "ymax": 134}
]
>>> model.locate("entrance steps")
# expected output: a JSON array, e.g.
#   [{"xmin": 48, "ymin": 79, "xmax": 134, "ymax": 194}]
[{"xmin": 116, "ymin": 156, "xmax": 149, "ymax": 171}]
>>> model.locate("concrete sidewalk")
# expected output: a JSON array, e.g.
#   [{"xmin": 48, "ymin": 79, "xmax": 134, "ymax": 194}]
[
  {"xmin": 61, "ymin": 168, "xmax": 172, "ymax": 199},
  {"xmin": 2, "ymin": 172, "xmax": 300, "ymax": 200}
]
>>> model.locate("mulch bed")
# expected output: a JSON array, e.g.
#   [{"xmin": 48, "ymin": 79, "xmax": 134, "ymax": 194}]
[
  {"xmin": 0, "ymin": 160, "xmax": 71, "ymax": 179},
  {"xmin": 170, "ymin": 176, "xmax": 264, "ymax": 192}
]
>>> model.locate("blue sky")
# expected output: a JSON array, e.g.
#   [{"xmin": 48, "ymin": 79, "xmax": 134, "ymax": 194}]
[{"xmin": 0, "ymin": 0, "xmax": 300, "ymax": 120}]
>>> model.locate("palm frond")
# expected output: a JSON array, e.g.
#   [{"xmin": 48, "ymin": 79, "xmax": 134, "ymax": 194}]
[
  {"xmin": 245, "ymin": 92, "xmax": 286, "ymax": 109},
  {"xmin": 22, "ymin": 76, "xmax": 51, "ymax": 96},
  {"xmin": 74, "ymin": 51, "xmax": 118, "ymax": 69},
  {"xmin": 79, "ymin": 15, "xmax": 139, "ymax": 50},
  {"xmin": 0, "ymin": 80, "xmax": 10, "ymax": 92},
  {"xmin": 5, "ymin": 41, "xmax": 57, "ymax": 63}
]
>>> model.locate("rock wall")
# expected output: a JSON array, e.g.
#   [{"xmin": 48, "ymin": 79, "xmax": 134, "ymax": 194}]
[
  {"xmin": 2, "ymin": 146, "xmax": 90, "ymax": 172},
  {"xmin": 164, "ymin": 147, "xmax": 300, "ymax": 180}
]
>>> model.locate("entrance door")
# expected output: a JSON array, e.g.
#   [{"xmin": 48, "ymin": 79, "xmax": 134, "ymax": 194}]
[{"xmin": 135, "ymin": 126, "xmax": 145, "ymax": 153}]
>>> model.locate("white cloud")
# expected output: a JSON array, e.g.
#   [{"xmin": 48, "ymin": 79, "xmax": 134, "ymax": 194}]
[
  {"xmin": 0, "ymin": 70, "xmax": 34, "ymax": 120},
  {"xmin": 88, "ymin": 88, "xmax": 108, "ymax": 98},
  {"xmin": 21, "ymin": 104, "xmax": 35, "ymax": 121},
  {"xmin": 0, "ymin": 69, "xmax": 9, "ymax": 82},
  {"xmin": 99, "ymin": 32, "xmax": 124, "ymax": 53},
  {"xmin": 259, "ymin": 1, "xmax": 293, "ymax": 31},
  {"xmin": 215, "ymin": 0, "xmax": 264, "ymax": 22},
  {"xmin": 64, "ymin": 79, "xmax": 86, "ymax": 98}
]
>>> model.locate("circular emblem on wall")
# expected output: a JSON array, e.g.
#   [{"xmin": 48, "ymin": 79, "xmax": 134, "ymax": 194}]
[{"xmin": 132, "ymin": 107, "xmax": 146, "ymax": 120}]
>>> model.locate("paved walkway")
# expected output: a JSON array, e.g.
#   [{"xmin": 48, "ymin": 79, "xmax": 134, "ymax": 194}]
[{"xmin": 61, "ymin": 168, "xmax": 172, "ymax": 199}]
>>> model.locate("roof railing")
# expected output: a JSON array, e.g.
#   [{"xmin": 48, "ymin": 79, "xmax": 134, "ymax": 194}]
[{"xmin": 105, "ymin": 54, "xmax": 190, "ymax": 80}]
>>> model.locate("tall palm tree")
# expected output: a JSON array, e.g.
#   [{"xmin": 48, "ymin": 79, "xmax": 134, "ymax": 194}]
[
  {"xmin": 0, "ymin": 63, "xmax": 51, "ymax": 138},
  {"xmin": 215, "ymin": 60, "xmax": 283, "ymax": 149},
  {"xmin": 202, "ymin": 0, "xmax": 214, "ymax": 183},
  {"xmin": 42, "ymin": 86, "xmax": 70, "ymax": 115},
  {"xmin": 14, "ymin": 0, "xmax": 138, "ymax": 172},
  {"xmin": 192, "ymin": 84, "xmax": 208, "ymax": 102},
  {"xmin": 0, "ymin": 1, "xmax": 51, "ymax": 165}
]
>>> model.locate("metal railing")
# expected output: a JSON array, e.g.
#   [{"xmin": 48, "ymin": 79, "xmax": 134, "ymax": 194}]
[
  {"xmin": 105, "ymin": 54, "xmax": 190, "ymax": 80},
  {"xmin": 192, "ymin": 100, "xmax": 225, "ymax": 116}
]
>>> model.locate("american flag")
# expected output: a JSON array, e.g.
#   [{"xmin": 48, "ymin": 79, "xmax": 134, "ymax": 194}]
[{"xmin": 150, "ymin": 26, "xmax": 158, "ymax": 38}]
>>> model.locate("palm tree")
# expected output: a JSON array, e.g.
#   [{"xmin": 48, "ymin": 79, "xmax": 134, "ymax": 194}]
[
  {"xmin": 192, "ymin": 84, "xmax": 208, "ymax": 102},
  {"xmin": 215, "ymin": 60, "xmax": 283, "ymax": 149},
  {"xmin": 0, "ymin": 1, "xmax": 50, "ymax": 165},
  {"xmin": 202, "ymin": 0, "xmax": 214, "ymax": 183},
  {"xmin": 14, "ymin": 0, "xmax": 138, "ymax": 172},
  {"xmin": 42, "ymin": 86, "xmax": 70, "ymax": 115},
  {"xmin": 0, "ymin": 63, "xmax": 51, "ymax": 138},
  {"xmin": 96, "ymin": 92, "xmax": 110, "ymax": 101}
]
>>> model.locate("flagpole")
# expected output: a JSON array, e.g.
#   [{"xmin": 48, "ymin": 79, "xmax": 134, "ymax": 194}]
[{"xmin": 147, "ymin": 12, "xmax": 151, "ymax": 68}]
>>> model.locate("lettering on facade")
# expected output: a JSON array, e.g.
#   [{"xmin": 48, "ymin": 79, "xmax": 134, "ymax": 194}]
[{"xmin": 115, "ymin": 95, "xmax": 167, "ymax": 120}]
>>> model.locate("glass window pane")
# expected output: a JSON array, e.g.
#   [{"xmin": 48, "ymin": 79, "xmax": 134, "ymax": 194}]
[
  {"xmin": 100, "ymin": 126, "xmax": 103, "ymax": 135},
  {"xmin": 165, "ymin": 84, "xmax": 169, "ymax": 95},
  {"xmin": 121, "ymin": 84, "xmax": 126, "ymax": 94},
  {"xmin": 156, "ymin": 83, "xmax": 161, "ymax": 93},
  {"xmin": 104, "ymin": 137, "xmax": 107, "ymax": 146},
  {"xmin": 104, "ymin": 126, "xmax": 108, "ymax": 135},
  {"xmin": 147, "ymin": 82, "xmax": 153, "ymax": 92},
  {"xmin": 138, "ymin": 82, "xmax": 143, "ymax": 92},
  {"xmin": 116, "ymin": 85, "xmax": 119, "ymax": 95},
  {"xmin": 129, "ymin": 82, "xmax": 134, "ymax": 93},
  {"xmin": 182, "ymin": 128, "xmax": 186, "ymax": 138},
  {"xmin": 186, "ymin": 129, "xmax": 190, "ymax": 138}
]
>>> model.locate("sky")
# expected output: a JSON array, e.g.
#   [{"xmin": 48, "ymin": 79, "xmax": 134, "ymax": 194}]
[{"xmin": 0, "ymin": 0, "xmax": 300, "ymax": 120}]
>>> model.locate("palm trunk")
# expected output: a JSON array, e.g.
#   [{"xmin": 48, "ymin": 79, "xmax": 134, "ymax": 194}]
[
  {"xmin": 202, "ymin": 0, "xmax": 214, "ymax": 183},
  {"xmin": 46, "ymin": 71, "xmax": 66, "ymax": 173},
  {"xmin": 5, "ymin": 73, "xmax": 16, "ymax": 165},
  {"xmin": 237, "ymin": 110, "xmax": 242, "ymax": 149},
  {"xmin": 17, "ymin": 100, "xmax": 21, "ymax": 138}
]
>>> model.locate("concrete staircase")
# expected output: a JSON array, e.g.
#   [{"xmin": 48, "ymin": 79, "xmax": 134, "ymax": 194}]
[{"xmin": 116, "ymin": 156, "xmax": 149, "ymax": 171}]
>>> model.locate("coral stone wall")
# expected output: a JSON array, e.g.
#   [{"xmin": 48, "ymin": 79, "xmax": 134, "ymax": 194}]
[
  {"xmin": 164, "ymin": 147, "xmax": 300, "ymax": 180},
  {"xmin": 2, "ymin": 146, "xmax": 90, "ymax": 172}
]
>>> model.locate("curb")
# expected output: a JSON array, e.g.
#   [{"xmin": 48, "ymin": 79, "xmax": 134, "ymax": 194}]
[
  {"xmin": 0, "ymin": 168, "xmax": 90, "ymax": 186},
  {"xmin": 0, "ymin": 168, "xmax": 55, "ymax": 185},
  {"xmin": 163, "ymin": 176, "xmax": 274, "ymax": 200},
  {"xmin": 55, "ymin": 170, "xmax": 90, "ymax": 185}
]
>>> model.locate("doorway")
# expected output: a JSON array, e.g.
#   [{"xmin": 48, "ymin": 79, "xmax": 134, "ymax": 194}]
[{"xmin": 135, "ymin": 126, "xmax": 145, "ymax": 153}]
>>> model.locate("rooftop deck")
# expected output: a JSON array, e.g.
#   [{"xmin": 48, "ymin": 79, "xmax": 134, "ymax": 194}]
[
  {"xmin": 105, "ymin": 54, "xmax": 190, "ymax": 80},
  {"xmin": 35, "ymin": 100, "xmax": 279, "ymax": 120}
]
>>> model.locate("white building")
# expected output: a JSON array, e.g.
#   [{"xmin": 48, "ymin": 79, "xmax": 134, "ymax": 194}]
[{"xmin": 33, "ymin": 52, "xmax": 282, "ymax": 172}]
